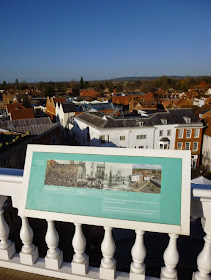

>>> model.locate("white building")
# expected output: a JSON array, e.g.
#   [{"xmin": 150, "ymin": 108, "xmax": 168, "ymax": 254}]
[
  {"xmin": 56, "ymin": 102, "xmax": 77, "ymax": 128},
  {"xmin": 72, "ymin": 109, "xmax": 203, "ymax": 160},
  {"xmin": 72, "ymin": 113, "xmax": 154, "ymax": 149},
  {"xmin": 56, "ymin": 102, "xmax": 77, "ymax": 140},
  {"xmin": 193, "ymin": 97, "xmax": 206, "ymax": 107}
]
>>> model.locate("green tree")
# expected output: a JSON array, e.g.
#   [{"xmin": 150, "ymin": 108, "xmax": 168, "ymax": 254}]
[
  {"xmin": 80, "ymin": 76, "xmax": 84, "ymax": 89},
  {"xmin": 105, "ymin": 81, "xmax": 113, "ymax": 92},
  {"xmin": 70, "ymin": 80, "xmax": 79, "ymax": 90},
  {"xmin": 2, "ymin": 81, "xmax": 6, "ymax": 88},
  {"xmin": 44, "ymin": 85, "xmax": 54, "ymax": 97},
  {"xmin": 18, "ymin": 94, "xmax": 31, "ymax": 108}
]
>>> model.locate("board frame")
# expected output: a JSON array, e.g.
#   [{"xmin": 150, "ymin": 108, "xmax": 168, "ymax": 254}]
[{"xmin": 19, "ymin": 144, "xmax": 191, "ymax": 235}]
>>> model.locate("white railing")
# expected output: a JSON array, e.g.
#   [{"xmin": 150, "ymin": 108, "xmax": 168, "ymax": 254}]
[{"xmin": 0, "ymin": 168, "xmax": 210, "ymax": 280}]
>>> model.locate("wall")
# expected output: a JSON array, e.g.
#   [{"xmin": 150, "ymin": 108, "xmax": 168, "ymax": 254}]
[
  {"xmin": 153, "ymin": 124, "xmax": 176, "ymax": 150},
  {"xmin": 73, "ymin": 119, "xmax": 154, "ymax": 149}
]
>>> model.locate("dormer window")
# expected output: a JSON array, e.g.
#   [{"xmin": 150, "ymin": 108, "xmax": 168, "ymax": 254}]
[
  {"xmin": 161, "ymin": 119, "xmax": 167, "ymax": 124},
  {"xmin": 183, "ymin": 116, "xmax": 191, "ymax": 123}
]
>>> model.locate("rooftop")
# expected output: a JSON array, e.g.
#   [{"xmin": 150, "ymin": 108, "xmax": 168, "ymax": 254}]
[
  {"xmin": 75, "ymin": 108, "xmax": 202, "ymax": 129},
  {"xmin": 0, "ymin": 117, "xmax": 58, "ymax": 135}
]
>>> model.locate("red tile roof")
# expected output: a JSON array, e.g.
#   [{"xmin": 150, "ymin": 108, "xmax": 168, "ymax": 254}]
[
  {"xmin": 80, "ymin": 90, "xmax": 101, "ymax": 98},
  {"xmin": 7, "ymin": 103, "xmax": 24, "ymax": 113},
  {"xmin": 53, "ymin": 97, "xmax": 66, "ymax": 104},
  {"xmin": 10, "ymin": 108, "xmax": 35, "ymax": 120}
]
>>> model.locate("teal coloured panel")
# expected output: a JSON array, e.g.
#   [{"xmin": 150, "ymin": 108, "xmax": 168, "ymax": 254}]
[{"xmin": 26, "ymin": 152, "xmax": 182, "ymax": 225}]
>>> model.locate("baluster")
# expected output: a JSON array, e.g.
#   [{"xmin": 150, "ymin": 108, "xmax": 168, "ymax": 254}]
[
  {"xmin": 100, "ymin": 226, "xmax": 116, "ymax": 280},
  {"xmin": 0, "ymin": 195, "xmax": 15, "ymax": 260},
  {"xmin": 19, "ymin": 216, "xmax": 38, "ymax": 265},
  {"xmin": 130, "ymin": 230, "xmax": 146, "ymax": 280},
  {"xmin": 161, "ymin": 234, "xmax": 179, "ymax": 280},
  {"xmin": 71, "ymin": 223, "xmax": 89, "ymax": 275},
  {"xmin": 193, "ymin": 217, "xmax": 211, "ymax": 280},
  {"xmin": 45, "ymin": 220, "xmax": 63, "ymax": 270}
]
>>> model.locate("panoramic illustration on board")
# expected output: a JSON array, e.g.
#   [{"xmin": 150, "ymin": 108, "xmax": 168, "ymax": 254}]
[{"xmin": 44, "ymin": 160, "xmax": 162, "ymax": 194}]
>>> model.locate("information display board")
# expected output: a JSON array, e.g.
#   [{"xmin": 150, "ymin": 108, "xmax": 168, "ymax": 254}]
[{"xmin": 19, "ymin": 145, "xmax": 191, "ymax": 235}]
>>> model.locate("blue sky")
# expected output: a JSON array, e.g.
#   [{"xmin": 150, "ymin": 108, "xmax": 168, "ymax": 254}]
[{"xmin": 1, "ymin": 0, "xmax": 211, "ymax": 83}]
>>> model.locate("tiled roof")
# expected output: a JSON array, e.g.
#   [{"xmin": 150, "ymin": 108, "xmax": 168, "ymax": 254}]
[
  {"xmin": 75, "ymin": 112, "xmax": 153, "ymax": 129},
  {"xmin": 154, "ymin": 88, "xmax": 167, "ymax": 94},
  {"xmin": 0, "ymin": 117, "xmax": 57, "ymax": 135},
  {"xmin": 80, "ymin": 90, "xmax": 101, "ymax": 96},
  {"xmin": 174, "ymin": 98, "xmax": 192, "ymax": 107},
  {"xmin": 103, "ymin": 117, "xmax": 152, "ymax": 128},
  {"xmin": 54, "ymin": 97, "xmax": 66, "ymax": 104},
  {"xmin": 195, "ymin": 104, "xmax": 211, "ymax": 115},
  {"xmin": 7, "ymin": 103, "xmax": 24, "ymax": 113},
  {"xmin": 10, "ymin": 108, "xmax": 35, "ymax": 120},
  {"xmin": 75, "ymin": 108, "xmax": 202, "ymax": 130},
  {"xmin": 204, "ymin": 127, "xmax": 211, "ymax": 137},
  {"xmin": 151, "ymin": 108, "xmax": 201, "ymax": 125},
  {"xmin": 76, "ymin": 112, "xmax": 107, "ymax": 128}
]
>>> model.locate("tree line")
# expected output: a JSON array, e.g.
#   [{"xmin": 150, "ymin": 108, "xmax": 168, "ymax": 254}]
[{"xmin": 1, "ymin": 76, "xmax": 211, "ymax": 97}]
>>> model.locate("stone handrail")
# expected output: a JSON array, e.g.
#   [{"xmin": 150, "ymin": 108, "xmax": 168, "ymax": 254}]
[{"xmin": 0, "ymin": 168, "xmax": 210, "ymax": 280}]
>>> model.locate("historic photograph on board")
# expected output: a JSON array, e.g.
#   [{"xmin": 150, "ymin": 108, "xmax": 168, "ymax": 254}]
[{"xmin": 44, "ymin": 160, "xmax": 162, "ymax": 194}]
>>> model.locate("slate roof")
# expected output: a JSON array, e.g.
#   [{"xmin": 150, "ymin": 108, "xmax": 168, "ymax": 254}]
[
  {"xmin": 150, "ymin": 109, "xmax": 201, "ymax": 125},
  {"xmin": 75, "ymin": 109, "xmax": 202, "ymax": 130},
  {"xmin": 75, "ymin": 112, "xmax": 153, "ymax": 129},
  {"xmin": 76, "ymin": 112, "xmax": 107, "ymax": 128},
  {"xmin": 61, "ymin": 103, "xmax": 77, "ymax": 113},
  {"xmin": 0, "ymin": 117, "xmax": 57, "ymax": 135}
]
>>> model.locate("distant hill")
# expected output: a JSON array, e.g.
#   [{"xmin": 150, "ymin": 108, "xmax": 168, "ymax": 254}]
[{"xmin": 106, "ymin": 75, "xmax": 211, "ymax": 82}]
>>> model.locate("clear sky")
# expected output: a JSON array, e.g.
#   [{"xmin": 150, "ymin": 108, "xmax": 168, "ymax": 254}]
[{"xmin": 1, "ymin": 0, "xmax": 211, "ymax": 83}]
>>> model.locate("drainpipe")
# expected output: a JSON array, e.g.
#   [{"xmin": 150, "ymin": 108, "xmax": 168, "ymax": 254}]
[
  {"xmin": 153, "ymin": 128, "xmax": 157, "ymax": 149},
  {"xmin": 127, "ymin": 130, "xmax": 131, "ymax": 148}
]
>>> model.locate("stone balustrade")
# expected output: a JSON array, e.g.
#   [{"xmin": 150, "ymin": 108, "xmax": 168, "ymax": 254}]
[{"xmin": 0, "ymin": 168, "xmax": 210, "ymax": 280}]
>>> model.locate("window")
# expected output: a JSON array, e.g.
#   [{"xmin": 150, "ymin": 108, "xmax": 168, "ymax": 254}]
[
  {"xmin": 167, "ymin": 130, "xmax": 171, "ymax": 136},
  {"xmin": 177, "ymin": 142, "xmax": 183, "ymax": 150},
  {"xmin": 185, "ymin": 142, "xmax": 191, "ymax": 150},
  {"xmin": 183, "ymin": 116, "xmax": 191, "ymax": 123},
  {"xmin": 107, "ymin": 135, "xmax": 110, "ymax": 143},
  {"xmin": 100, "ymin": 135, "xmax": 105, "ymax": 144},
  {"xmin": 194, "ymin": 129, "xmax": 200, "ymax": 138},
  {"xmin": 161, "ymin": 119, "xmax": 167, "ymax": 124},
  {"xmin": 139, "ymin": 146, "xmax": 144, "ymax": 149},
  {"xmin": 159, "ymin": 130, "xmax": 164, "ymax": 136},
  {"xmin": 186, "ymin": 129, "xmax": 192, "ymax": 138},
  {"xmin": 136, "ymin": 135, "xmax": 146, "ymax": 139},
  {"xmin": 178, "ymin": 129, "xmax": 184, "ymax": 138},
  {"xmin": 120, "ymin": 136, "xmax": 125, "ymax": 141},
  {"xmin": 160, "ymin": 143, "xmax": 169, "ymax": 149},
  {"xmin": 139, "ymin": 122, "xmax": 143, "ymax": 127},
  {"xmin": 193, "ymin": 142, "xmax": 198, "ymax": 151}
]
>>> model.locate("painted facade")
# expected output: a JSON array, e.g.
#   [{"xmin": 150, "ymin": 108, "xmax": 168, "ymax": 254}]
[{"xmin": 72, "ymin": 109, "xmax": 203, "ymax": 167}]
